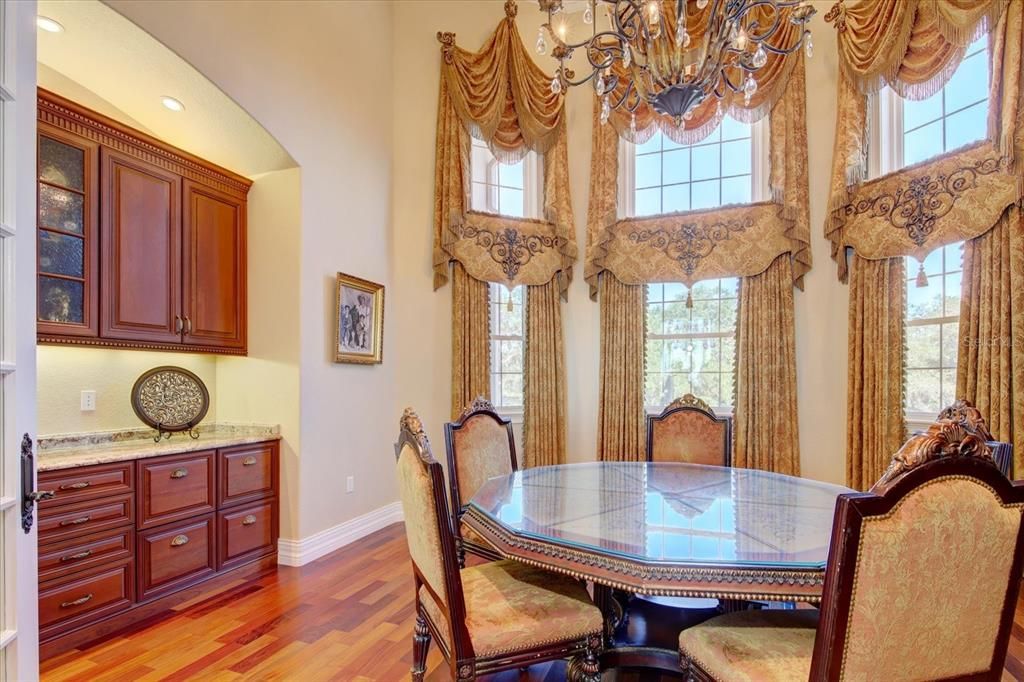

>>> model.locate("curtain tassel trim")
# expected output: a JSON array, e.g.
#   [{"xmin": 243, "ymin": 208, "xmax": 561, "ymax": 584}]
[{"xmin": 686, "ymin": 290, "xmax": 694, "ymax": 309}]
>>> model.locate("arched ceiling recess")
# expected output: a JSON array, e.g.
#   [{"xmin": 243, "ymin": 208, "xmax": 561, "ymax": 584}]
[{"xmin": 37, "ymin": 0, "xmax": 295, "ymax": 178}]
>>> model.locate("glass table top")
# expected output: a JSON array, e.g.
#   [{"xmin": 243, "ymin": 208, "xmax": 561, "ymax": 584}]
[{"xmin": 468, "ymin": 462, "xmax": 854, "ymax": 570}]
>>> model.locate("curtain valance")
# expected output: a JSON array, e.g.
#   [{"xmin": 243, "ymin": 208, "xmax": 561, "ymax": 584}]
[
  {"xmin": 434, "ymin": 2, "xmax": 576, "ymax": 293},
  {"xmin": 826, "ymin": 0, "xmax": 1007, "ymax": 99},
  {"xmin": 825, "ymin": 0, "xmax": 1022, "ymax": 281},
  {"xmin": 586, "ymin": 51, "xmax": 811, "ymax": 296},
  {"xmin": 605, "ymin": 2, "xmax": 805, "ymax": 146}
]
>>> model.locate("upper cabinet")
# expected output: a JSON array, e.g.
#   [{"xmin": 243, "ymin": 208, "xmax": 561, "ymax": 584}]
[{"xmin": 36, "ymin": 90, "xmax": 251, "ymax": 355}]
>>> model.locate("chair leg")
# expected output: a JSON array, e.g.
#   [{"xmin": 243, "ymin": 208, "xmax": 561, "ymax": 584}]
[
  {"xmin": 412, "ymin": 613, "xmax": 431, "ymax": 681},
  {"xmin": 567, "ymin": 636, "xmax": 602, "ymax": 682}
]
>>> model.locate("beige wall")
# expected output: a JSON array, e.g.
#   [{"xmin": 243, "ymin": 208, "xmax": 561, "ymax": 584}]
[
  {"xmin": 391, "ymin": 0, "xmax": 849, "ymax": 485},
  {"xmin": 37, "ymin": 347, "xmax": 217, "ymax": 434},
  {"xmin": 109, "ymin": 0, "xmax": 397, "ymax": 538}
]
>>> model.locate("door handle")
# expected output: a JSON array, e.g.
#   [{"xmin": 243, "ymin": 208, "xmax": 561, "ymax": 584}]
[
  {"xmin": 21, "ymin": 434, "xmax": 55, "ymax": 533},
  {"xmin": 242, "ymin": 515, "xmax": 257, "ymax": 526},
  {"xmin": 242, "ymin": 456, "xmax": 257, "ymax": 466},
  {"xmin": 183, "ymin": 316, "xmax": 192, "ymax": 335},
  {"xmin": 59, "ymin": 481, "xmax": 91, "ymax": 490},
  {"xmin": 175, "ymin": 315, "xmax": 184, "ymax": 334},
  {"xmin": 60, "ymin": 550, "xmax": 93, "ymax": 563},
  {"xmin": 59, "ymin": 516, "xmax": 91, "ymax": 527},
  {"xmin": 171, "ymin": 534, "xmax": 189, "ymax": 547},
  {"xmin": 60, "ymin": 593, "xmax": 93, "ymax": 609},
  {"xmin": 170, "ymin": 468, "xmax": 188, "ymax": 479}
]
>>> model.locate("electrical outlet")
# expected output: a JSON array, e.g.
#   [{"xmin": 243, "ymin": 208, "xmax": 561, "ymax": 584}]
[
  {"xmin": 346, "ymin": 476, "xmax": 355, "ymax": 494},
  {"xmin": 80, "ymin": 390, "xmax": 97, "ymax": 412}
]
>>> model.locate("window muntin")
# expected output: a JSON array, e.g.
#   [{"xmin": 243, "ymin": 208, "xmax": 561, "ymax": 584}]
[
  {"xmin": 645, "ymin": 279, "xmax": 738, "ymax": 412},
  {"xmin": 470, "ymin": 138, "xmax": 539, "ymax": 414}
]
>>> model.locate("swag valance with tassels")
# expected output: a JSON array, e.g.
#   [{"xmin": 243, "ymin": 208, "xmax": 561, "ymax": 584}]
[
  {"xmin": 434, "ymin": 2, "xmax": 576, "ymax": 294},
  {"xmin": 585, "ymin": 2, "xmax": 811, "ymax": 297},
  {"xmin": 824, "ymin": 0, "xmax": 1022, "ymax": 280}
]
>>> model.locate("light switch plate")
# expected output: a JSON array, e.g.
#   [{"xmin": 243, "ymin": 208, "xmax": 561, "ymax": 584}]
[
  {"xmin": 80, "ymin": 390, "xmax": 96, "ymax": 412},
  {"xmin": 346, "ymin": 476, "xmax": 355, "ymax": 493}
]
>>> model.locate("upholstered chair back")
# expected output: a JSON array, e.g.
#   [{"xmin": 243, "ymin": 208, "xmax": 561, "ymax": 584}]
[
  {"xmin": 395, "ymin": 409, "xmax": 465, "ymax": 623},
  {"xmin": 646, "ymin": 394, "xmax": 732, "ymax": 466},
  {"xmin": 444, "ymin": 397, "xmax": 517, "ymax": 518},
  {"xmin": 810, "ymin": 420, "xmax": 1024, "ymax": 680}
]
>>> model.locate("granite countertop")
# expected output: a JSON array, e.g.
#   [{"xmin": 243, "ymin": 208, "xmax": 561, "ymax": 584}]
[{"xmin": 37, "ymin": 423, "xmax": 281, "ymax": 472}]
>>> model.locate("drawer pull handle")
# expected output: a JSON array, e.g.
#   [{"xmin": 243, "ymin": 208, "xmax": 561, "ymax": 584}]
[
  {"xmin": 59, "ymin": 481, "xmax": 91, "ymax": 490},
  {"xmin": 60, "ymin": 593, "xmax": 93, "ymax": 609},
  {"xmin": 60, "ymin": 550, "xmax": 93, "ymax": 563},
  {"xmin": 171, "ymin": 534, "xmax": 190, "ymax": 547},
  {"xmin": 170, "ymin": 468, "xmax": 189, "ymax": 479},
  {"xmin": 242, "ymin": 515, "xmax": 257, "ymax": 526},
  {"xmin": 59, "ymin": 516, "xmax": 91, "ymax": 527},
  {"xmin": 242, "ymin": 456, "xmax": 257, "ymax": 466}
]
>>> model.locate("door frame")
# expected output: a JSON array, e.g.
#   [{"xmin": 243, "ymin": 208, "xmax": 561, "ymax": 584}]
[{"xmin": 1, "ymin": 0, "xmax": 40, "ymax": 679}]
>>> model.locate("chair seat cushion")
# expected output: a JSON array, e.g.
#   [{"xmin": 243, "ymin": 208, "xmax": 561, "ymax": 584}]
[
  {"xmin": 679, "ymin": 609, "xmax": 819, "ymax": 681},
  {"xmin": 420, "ymin": 559, "xmax": 602, "ymax": 658}
]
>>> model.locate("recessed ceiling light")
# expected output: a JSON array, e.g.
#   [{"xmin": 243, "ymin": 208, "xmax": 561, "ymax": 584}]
[
  {"xmin": 36, "ymin": 16, "xmax": 64, "ymax": 33},
  {"xmin": 161, "ymin": 96, "xmax": 185, "ymax": 112}
]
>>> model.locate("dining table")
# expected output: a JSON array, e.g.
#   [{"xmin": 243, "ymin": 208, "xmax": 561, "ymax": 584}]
[{"xmin": 462, "ymin": 461, "xmax": 854, "ymax": 674}]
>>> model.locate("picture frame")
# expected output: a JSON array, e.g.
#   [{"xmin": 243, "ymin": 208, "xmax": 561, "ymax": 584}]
[{"xmin": 334, "ymin": 272, "xmax": 384, "ymax": 364}]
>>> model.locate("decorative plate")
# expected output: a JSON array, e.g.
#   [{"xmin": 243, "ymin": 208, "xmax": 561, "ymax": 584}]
[{"xmin": 131, "ymin": 366, "xmax": 210, "ymax": 441}]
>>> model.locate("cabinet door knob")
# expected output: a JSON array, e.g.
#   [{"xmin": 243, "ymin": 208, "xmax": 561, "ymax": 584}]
[
  {"xmin": 60, "ymin": 550, "xmax": 93, "ymax": 563},
  {"xmin": 59, "ymin": 516, "xmax": 91, "ymax": 527},
  {"xmin": 60, "ymin": 593, "xmax": 93, "ymax": 609},
  {"xmin": 170, "ymin": 468, "xmax": 188, "ymax": 479},
  {"xmin": 171, "ymin": 534, "xmax": 189, "ymax": 547},
  {"xmin": 242, "ymin": 515, "xmax": 257, "ymax": 526},
  {"xmin": 242, "ymin": 456, "xmax": 257, "ymax": 466},
  {"xmin": 59, "ymin": 481, "xmax": 91, "ymax": 490}
]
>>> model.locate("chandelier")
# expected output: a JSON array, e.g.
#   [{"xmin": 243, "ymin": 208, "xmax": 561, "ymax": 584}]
[{"xmin": 536, "ymin": 0, "xmax": 816, "ymax": 127}]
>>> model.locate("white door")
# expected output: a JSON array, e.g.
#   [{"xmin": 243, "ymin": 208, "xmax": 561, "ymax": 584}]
[{"xmin": 0, "ymin": 0, "xmax": 40, "ymax": 680}]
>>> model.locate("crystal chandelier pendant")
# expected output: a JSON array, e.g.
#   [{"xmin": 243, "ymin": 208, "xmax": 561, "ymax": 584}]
[
  {"xmin": 677, "ymin": 24, "xmax": 691, "ymax": 48},
  {"xmin": 752, "ymin": 44, "xmax": 768, "ymax": 68},
  {"xmin": 743, "ymin": 74, "xmax": 758, "ymax": 104},
  {"xmin": 536, "ymin": 28, "xmax": 547, "ymax": 56},
  {"xmin": 623, "ymin": 43, "xmax": 632, "ymax": 68},
  {"xmin": 600, "ymin": 96, "xmax": 611, "ymax": 125},
  {"xmin": 583, "ymin": 1, "xmax": 593, "ymax": 25},
  {"xmin": 595, "ymin": 75, "xmax": 605, "ymax": 96},
  {"xmin": 630, "ymin": 111, "xmax": 637, "ymax": 136},
  {"xmin": 805, "ymin": 32, "xmax": 814, "ymax": 58},
  {"xmin": 551, "ymin": 75, "xmax": 562, "ymax": 94}
]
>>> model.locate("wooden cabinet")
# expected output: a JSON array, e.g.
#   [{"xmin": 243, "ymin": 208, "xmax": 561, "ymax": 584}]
[
  {"xmin": 36, "ymin": 89, "xmax": 250, "ymax": 355},
  {"xmin": 38, "ymin": 440, "xmax": 279, "ymax": 658}
]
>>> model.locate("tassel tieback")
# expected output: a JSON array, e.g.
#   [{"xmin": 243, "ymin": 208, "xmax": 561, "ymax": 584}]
[{"xmin": 915, "ymin": 262, "xmax": 929, "ymax": 288}]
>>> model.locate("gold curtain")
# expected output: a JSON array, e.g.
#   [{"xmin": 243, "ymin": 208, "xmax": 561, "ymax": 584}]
[
  {"xmin": 733, "ymin": 255, "xmax": 800, "ymax": 475},
  {"xmin": 847, "ymin": 255, "xmax": 906, "ymax": 490},
  {"xmin": 523, "ymin": 279, "xmax": 567, "ymax": 467},
  {"xmin": 451, "ymin": 263, "xmax": 491, "ymax": 420},
  {"xmin": 824, "ymin": 0, "xmax": 1022, "ymax": 280},
  {"xmin": 597, "ymin": 274, "xmax": 646, "ymax": 461},
  {"xmin": 957, "ymin": 206, "xmax": 1024, "ymax": 476}
]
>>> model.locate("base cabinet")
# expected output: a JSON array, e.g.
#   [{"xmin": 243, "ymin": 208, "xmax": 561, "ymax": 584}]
[{"xmin": 37, "ymin": 440, "xmax": 279, "ymax": 658}]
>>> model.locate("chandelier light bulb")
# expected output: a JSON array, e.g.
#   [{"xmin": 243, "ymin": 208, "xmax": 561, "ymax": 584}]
[
  {"xmin": 683, "ymin": 109, "xmax": 693, "ymax": 121},
  {"xmin": 697, "ymin": 0, "xmax": 709, "ymax": 8},
  {"xmin": 557, "ymin": 21, "xmax": 567, "ymax": 41},
  {"xmin": 752, "ymin": 44, "xmax": 768, "ymax": 68},
  {"xmin": 536, "ymin": 28, "xmax": 547, "ymax": 55},
  {"xmin": 804, "ymin": 31, "xmax": 814, "ymax": 58},
  {"xmin": 734, "ymin": 28, "xmax": 749, "ymax": 51},
  {"xmin": 584, "ymin": 1, "xmax": 593, "ymax": 24}
]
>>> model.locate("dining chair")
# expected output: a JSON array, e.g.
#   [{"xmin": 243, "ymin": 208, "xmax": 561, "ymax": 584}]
[
  {"xmin": 444, "ymin": 396, "xmax": 518, "ymax": 564},
  {"xmin": 646, "ymin": 394, "xmax": 732, "ymax": 466},
  {"xmin": 678, "ymin": 418, "xmax": 1024, "ymax": 681},
  {"xmin": 938, "ymin": 398, "xmax": 1013, "ymax": 478},
  {"xmin": 395, "ymin": 408, "xmax": 603, "ymax": 682}
]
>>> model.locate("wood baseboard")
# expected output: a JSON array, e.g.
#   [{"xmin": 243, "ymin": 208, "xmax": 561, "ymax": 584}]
[{"xmin": 40, "ymin": 554, "xmax": 277, "ymax": 660}]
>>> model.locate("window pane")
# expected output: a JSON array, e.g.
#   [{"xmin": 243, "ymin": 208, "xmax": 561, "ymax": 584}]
[
  {"xmin": 39, "ymin": 136, "xmax": 85, "ymax": 191},
  {"xmin": 663, "ymin": 283, "xmax": 686, "ymax": 302},
  {"xmin": 940, "ymin": 322, "xmax": 959, "ymax": 369},
  {"xmin": 498, "ymin": 187, "xmax": 524, "ymax": 217},
  {"xmin": 904, "ymin": 119, "xmax": 943, "ymax": 165},
  {"xmin": 636, "ymin": 152, "xmax": 662, "ymax": 188},
  {"xmin": 647, "ymin": 283, "xmax": 664, "ymax": 302},
  {"xmin": 721, "ymin": 139, "xmax": 751, "ymax": 176},
  {"xmin": 647, "ymin": 303, "xmax": 664, "ymax": 334},
  {"xmin": 39, "ymin": 276, "xmax": 84, "ymax": 324},
  {"xmin": 636, "ymin": 133, "xmax": 662, "ymax": 155},
  {"xmin": 943, "ymin": 271, "xmax": 962, "ymax": 316},
  {"xmin": 691, "ymin": 179, "xmax": 720, "ymax": 210},
  {"xmin": 903, "ymin": 95, "xmax": 943, "ymax": 132},
  {"xmin": 39, "ymin": 184, "xmax": 84, "ymax": 234},
  {"xmin": 38, "ymin": 230, "xmax": 84, "ymax": 277},
  {"xmin": 721, "ymin": 176, "xmax": 752, "ymax": 205},
  {"xmin": 907, "ymin": 279, "xmax": 943, "ymax": 320},
  {"xmin": 941, "ymin": 368, "xmax": 958, "ymax": 409},
  {"xmin": 907, "ymin": 324, "xmax": 940, "ymax": 368},
  {"xmin": 944, "ymin": 102, "xmax": 987, "ymax": 150},
  {"xmin": 719, "ymin": 116, "xmax": 749, "ymax": 141},
  {"xmin": 662, "ymin": 149, "xmax": 690, "ymax": 184},
  {"xmin": 470, "ymin": 144, "xmax": 492, "ymax": 183},
  {"xmin": 499, "ymin": 305, "xmax": 523, "ymax": 336},
  {"xmin": 501, "ymin": 374, "xmax": 523, "ymax": 407},
  {"xmin": 635, "ymin": 187, "xmax": 661, "ymax": 216},
  {"xmin": 691, "ymin": 144, "xmax": 719, "ymax": 181},
  {"xmin": 906, "ymin": 369, "xmax": 942, "ymax": 414},
  {"xmin": 944, "ymin": 52, "xmax": 988, "ymax": 113},
  {"xmin": 663, "ymin": 183, "xmax": 690, "ymax": 213},
  {"xmin": 499, "ymin": 161, "xmax": 524, "ymax": 189}
]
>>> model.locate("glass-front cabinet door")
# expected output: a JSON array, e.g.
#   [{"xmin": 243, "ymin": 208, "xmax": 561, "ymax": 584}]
[{"xmin": 36, "ymin": 124, "xmax": 98, "ymax": 337}]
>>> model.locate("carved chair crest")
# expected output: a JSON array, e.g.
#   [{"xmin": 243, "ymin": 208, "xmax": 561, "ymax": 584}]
[
  {"xmin": 874, "ymin": 418, "xmax": 994, "ymax": 490},
  {"xmin": 664, "ymin": 393, "xmax": 714, "ymax": 416},
  {"xmin": 937, "ymin": 398, "xmax": 995, "ymax": 441},
  {"xmin": 398, "ymin": 407, "xmax": 434, "ymax": 463},
  {"xmin": 456, "ymin": 395, "xmax": 498, "ymax": 423}
]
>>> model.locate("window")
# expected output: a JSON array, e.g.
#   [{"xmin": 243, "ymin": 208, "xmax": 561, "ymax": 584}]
[
  {"xmin": 645, "ymin": 279, "xmax": 738, "ymax": 412},
  {"xmin": 872, "ymin": 36, "xmax": 989, "ymax": 420},
  {"xmin": 621, "ymin": 120, "xmax": 758, "ymax": 413},
  {"xmin": 470, "ymin": 138, "xmax": 541, "ymax": 413}
]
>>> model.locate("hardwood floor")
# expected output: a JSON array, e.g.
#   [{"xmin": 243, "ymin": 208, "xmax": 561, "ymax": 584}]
[{"xmin": 41, "ymin": 522, "xmax": 1024, "ymax": 681}]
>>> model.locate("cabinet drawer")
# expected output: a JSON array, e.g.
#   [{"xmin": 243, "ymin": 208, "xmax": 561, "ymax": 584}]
[
  {"xmin": 39, "ymin": 527, "xmax": 133, "ymax": 582},
  {"xmin": 38, "ymin": 493, "xmax": 134, "ymax": 546},
  {"xmin": 218, "ymin": 442, "xmax": 277, "ymax": 508},
  {"xmin": 137, "ymin": 514, "xmax": 216, "ymax": 602},
  {"xmin": 39, "ymin": 558, "xmax": 134, "ymax": 640},
  {"xmin": 218, "ymin": 500, "xmax": 278, "ymax": 571},
  {"xmin": 38, "ymin": 461, "xmax": 134, "ymax": 509},
  {"xmin": 137, "ymin": 451, "xmax": 215, "ymax": 529}
]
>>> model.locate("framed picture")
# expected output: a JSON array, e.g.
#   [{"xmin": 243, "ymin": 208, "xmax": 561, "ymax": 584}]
[{"xmin": 334, "ymin": 272, "xmax": 384, "ymax": 364}]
